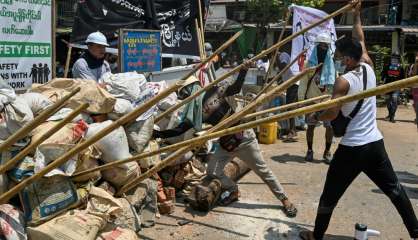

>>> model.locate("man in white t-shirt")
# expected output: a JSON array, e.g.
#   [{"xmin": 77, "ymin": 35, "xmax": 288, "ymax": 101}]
[{"xmin": 300, "ymin": 2, "xmax": 418, "ymax": 239}]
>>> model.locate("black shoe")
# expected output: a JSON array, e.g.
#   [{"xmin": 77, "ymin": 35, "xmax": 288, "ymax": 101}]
[
  {"xmin": 305, "ymin": 150, "xmax": 314, "ymax": 162},
  {"xmin": 390, "ymin": 118, "xmax": 396, "ymax": 123}
]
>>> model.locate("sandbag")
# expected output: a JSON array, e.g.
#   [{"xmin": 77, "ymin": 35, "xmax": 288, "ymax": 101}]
[
  {"xmin": 27, "ymin": 210, "xmax": 105, "ymax": 240},
  {"xmin": 139, "ymin": 141, "xmax": 160, "ymax": 169},
  {"xmin": 8, "ymin": 156, "xmax": 34, "ymax": 182},
  {"xmin": 31, "ymin": 120, "xmax": 88, "ymax": 146},
  {"xmin": 34, "ymin": 144, "xmax": 78, "ymax": 177},
  {"xmin": 86, "ymin": 120, "xmax": 130, "ymax": 162},
  {"xmin": 0, "ymin": 204, "xmax": 27, "ymax": 240},
  {"xmin": 31, "ymin": 78, "xmax": 116, "ymax": 114},
  {"xmin": 111, "ymin": 198, "xmax": 141, "ymax": 232},
  {"xmin": 86, "ymin": 187, "xmax": 123, "ymax": 221},
  {"xmin": 108, "ymin": 98, "xmax": 134, "ymax": 120},
  {"xmin": 100, "ymin": 72, "xmax": 146, "ymax": 102},
  {"xmin": 72, "ymin": 146, "xmax": 102, "ymax": 182},
  {"xmin": 125, "ymin": 116, "xmax": 154, "ymax": 154},
  {"xmin": 102, "ymin": 162, "xmax": 140, "ymax": 189},
  {"xmin": 0, "ymin": 98, "xmax": 34, "ymax": 140},
  {"xmin": 19, "ymin": 92, "xmax": 52, "ymax": 116},
  {"xmin": 96, "ymin": 227, "xmax": 139, "ymax": 240},
  {"xmin": 20, "ymin": 175, "xmax": 79, "ymax": 226},
  {"xmin": 0, "ymin": 77, "xmax": 16, "ymax": 111}
]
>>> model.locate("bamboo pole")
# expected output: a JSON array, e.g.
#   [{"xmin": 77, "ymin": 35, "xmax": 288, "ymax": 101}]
[
  {"xmin": 263, "ymin": 10, "xmax": 290, "ymax": 83},
  {"xmin": 64, "ymin": 45, "xmax": 72, "ymax": 78},
  {"xmin": 0, "ymin": 31, "xmax": 243, "ymax": 204},
  {"xmin": 242, "ymin": 94, "xmax": 330, "ymax": 121},
  {"xmin": 197, "ymin": 0, "xmax": 206, "ymax": 46},
  {"xmin": 255, "ymin": 49, "xmax": 307, "ymax": 100},
  {"xmin": 117, "ymin": 65, "xmax": 319, "ymax": 195},
  {"xmin": 0, "ymin": 87, "xmax": 80, "ymax": 152},
  {"xmin": 155, "ymin": 0, "xmax": 358, "ymax": 123},
  {"xmin": 72, "ymin": 94, "xmax": 328, "ymax": 179},
  {"xmin": 0, "ymin": 103, "xmax": 89, "ymax": 174},
  {"xmin": 195, "ymin": 20, "xmax": 205, "ymax": 60},
  {"xmin": 116, "ymin": 74, "xmax": 418, "ymax": 196}
]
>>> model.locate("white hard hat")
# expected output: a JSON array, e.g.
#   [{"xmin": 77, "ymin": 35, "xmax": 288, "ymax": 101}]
[
  {"xmin": 314, "ymin": 32, "xmax": 332, "ymax": 44},
  {"xmin": 86, "ymin": 31, "xmax": 109, "ymax": 47},
  {"xmin": 179, "ymin": 76, "xmax": 200, "ymax": 90}
]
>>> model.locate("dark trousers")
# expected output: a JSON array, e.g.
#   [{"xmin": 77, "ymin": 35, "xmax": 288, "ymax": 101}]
[
  {"xmin": 313, "ymin": 139, "xmax": 418, "ymax": 239},
  {"xmin": 286, "ymin": 84, "xmax": 298, "ymax": 132},
  {"xmin": 386, "ymin": 91, "xmax": 399, "ymax": 120}
]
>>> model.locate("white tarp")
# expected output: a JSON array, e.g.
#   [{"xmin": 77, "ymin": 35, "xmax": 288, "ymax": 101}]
[
  {"xmin": 289, "ymin": 5, "xmax": 337, "ymax": 74},
  {"xmin": 0, "ymin": 1, "xmax": 52, "ymax": 90}
]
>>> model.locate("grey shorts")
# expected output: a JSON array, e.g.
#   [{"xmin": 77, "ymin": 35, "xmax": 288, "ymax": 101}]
[{"xmin": 306, "ymin": 115, "xmax": 331, "ymax": 127}]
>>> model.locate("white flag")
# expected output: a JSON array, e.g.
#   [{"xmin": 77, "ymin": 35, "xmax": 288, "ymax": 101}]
[{"xmin": 289, "ymin": 5, "xmax": 337, "ymax": 74}]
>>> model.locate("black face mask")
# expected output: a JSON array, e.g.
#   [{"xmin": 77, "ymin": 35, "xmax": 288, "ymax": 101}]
[
  {"xmin": 317, "ymin": 47, "xmax": 328, "ymax": 63},
  {"xmin": 81, "ymin": 50, "xmax": 105, "ymax": 69}
]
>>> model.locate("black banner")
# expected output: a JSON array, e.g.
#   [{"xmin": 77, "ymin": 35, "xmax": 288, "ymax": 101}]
[{"xmin": 71, "ymin": 0, "xmax": 209, "ymax": 58}]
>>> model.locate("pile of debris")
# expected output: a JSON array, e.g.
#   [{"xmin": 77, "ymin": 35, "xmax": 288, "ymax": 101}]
[{"xmin": 0, "ymin": 72, "xmax": 247, "ymax": 240}]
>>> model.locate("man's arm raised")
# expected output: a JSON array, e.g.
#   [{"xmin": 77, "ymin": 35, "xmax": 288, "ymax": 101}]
[{"xmin": 352, "ymin": 0, "xmax": 374, "ymax": 67}]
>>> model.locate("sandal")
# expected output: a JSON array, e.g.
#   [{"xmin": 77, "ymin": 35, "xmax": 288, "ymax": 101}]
[
  {"xmin": 283, "ymin": 203, "xmax": 298, "ymax": 218},
  {"xmin": 299, "ymin": 230, "xmax": 315, "ymax": 240}
]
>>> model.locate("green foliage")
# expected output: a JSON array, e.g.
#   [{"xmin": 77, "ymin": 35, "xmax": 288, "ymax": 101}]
[{"xmin": 370, "ymin": 45, "xmax": 391, "ymax": 84}]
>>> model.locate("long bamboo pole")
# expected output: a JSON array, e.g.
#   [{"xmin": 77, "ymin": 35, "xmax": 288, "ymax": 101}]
[
  {"xmin": 242, "ymin": 94, "xmax": 330, "ymax": 121},
  {"xmin": 0, "ymin": 87, "xmax": 80, "ymax": 152},
  {"xmin": 263, "ymin": 10, "xmax": 290, "ymax": 83},
  {"xmin": 197, "ymin": 0, "xmax": 206, "ymax": 46},
  {"xmin": 255, "ymin": 49, "xmax": 307, "ymax": 100},
  {"xmin": 195, "ymin": 20, "xmax": 205, "ymax": 60},
  {"xmin": 0, "ymin": 32, "xmax": 243, "ymax": 204},
  {"xmin": 155, "ymin": 0, "xmax": 358, "ymax": 123},
  {"xmin": 117, "ymin": 65, "xmax": 319, "ymax": 195},
  {"xmin": 72, "ymin": 94, "xmax": 329, "ymax": 179},
  {"xmin": 116, "ymin": 74, "xmax": 418, "ymax": 196},
  {"xmin": 64, "ymin": 45, "xmax": 72, "ymax": 78},
  {"xmin": 0, "ymin": 103, "xmax": 89, "ymax": 174}
]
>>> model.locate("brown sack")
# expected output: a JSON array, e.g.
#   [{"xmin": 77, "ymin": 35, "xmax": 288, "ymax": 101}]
[
  {"xmin": 96, "ymin": 227, "xmax": 139, "ymax": 240},
  {"xmin": 72, "ymin": 146, "xmax": 102, "ymax": 183},
  {"xmin": 32, "ymin": 78, "xmax": 116, "ymax": 114},
  {"xmin": 27, "ymin": 210, "xmax": 105, "ymax": 240}
]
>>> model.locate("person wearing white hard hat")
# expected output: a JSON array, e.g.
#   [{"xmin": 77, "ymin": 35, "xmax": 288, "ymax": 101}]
[
  {"xmin": 72, "ymin": 31, "xmax": 111, "ymax": 81},
  {"xmin": 297, "ymin": 31, "xmax": 336, "ymax": 164}
]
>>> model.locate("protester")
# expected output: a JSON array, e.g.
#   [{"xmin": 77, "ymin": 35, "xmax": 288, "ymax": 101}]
[
  {"xmin": 381, "ymin": 52, "xmax": 405, "ymax": 123},
  {"xmin": 154, "ymin": 62, "xmax": 298, "ymax": 217},
  {"xmin": 408, "ymin": 52, "xmax": 418, "ymax": 130},
  {"xmin": 300, "ymin": 2, "xmax": 418, "ymax": 239},
  {"xmin": 72, "ymin": 31, "xmax": 111, "ymax": 81},
  {"xmin": 298, "ymin": 32, "xmax": 336, "ymax": 163},
  {"xmin": 278, "ymin": 52, "xmax": 298, "ymax": 142}
]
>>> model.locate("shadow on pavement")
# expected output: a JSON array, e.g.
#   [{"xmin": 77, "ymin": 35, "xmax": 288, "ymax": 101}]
[
  {"xmin": 296, "ymin": 227, "xmax": 352, "ymax": 240},
  {"xmin": 165, "ymin": 214, "xmax": 250, "ymax": 238},
  {"xmin": 377, "ymin": 117, "xmax": 415, "ymax": 124},
  {"xmin": 271, "ymin": 153, "xmax": 323, "ymax": 164},
  {"xmin": 396, "ymin": 171, "xmax": 418, "ymax": 185},
  {"xmin": 372, "ymin": 185, "xmax": 418, "ymax": 199}
]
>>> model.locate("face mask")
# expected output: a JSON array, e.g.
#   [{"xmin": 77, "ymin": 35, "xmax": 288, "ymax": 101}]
[{"xmin": 334, "ymin": 60, "xmax": 346, "ymax": 74}]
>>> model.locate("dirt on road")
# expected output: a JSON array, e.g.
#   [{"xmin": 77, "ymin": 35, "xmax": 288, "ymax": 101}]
[{"xmin": 141, "ymin": 106, "xmax": 418, "ymax": 240}]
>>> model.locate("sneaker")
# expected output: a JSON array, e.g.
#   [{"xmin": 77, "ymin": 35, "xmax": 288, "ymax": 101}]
[
  {"xmin": 323, "ymin": 151, "xmax": 332, "ymax": 164},
  {"xmin": 305, "ymin": 150, "xmax": 314, "ymax": 162}
]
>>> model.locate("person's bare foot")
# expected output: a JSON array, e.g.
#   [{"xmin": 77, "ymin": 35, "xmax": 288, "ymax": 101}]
[{"xmin": 299, "ymin": 230, "xmax": 316, "ymax": 240}]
